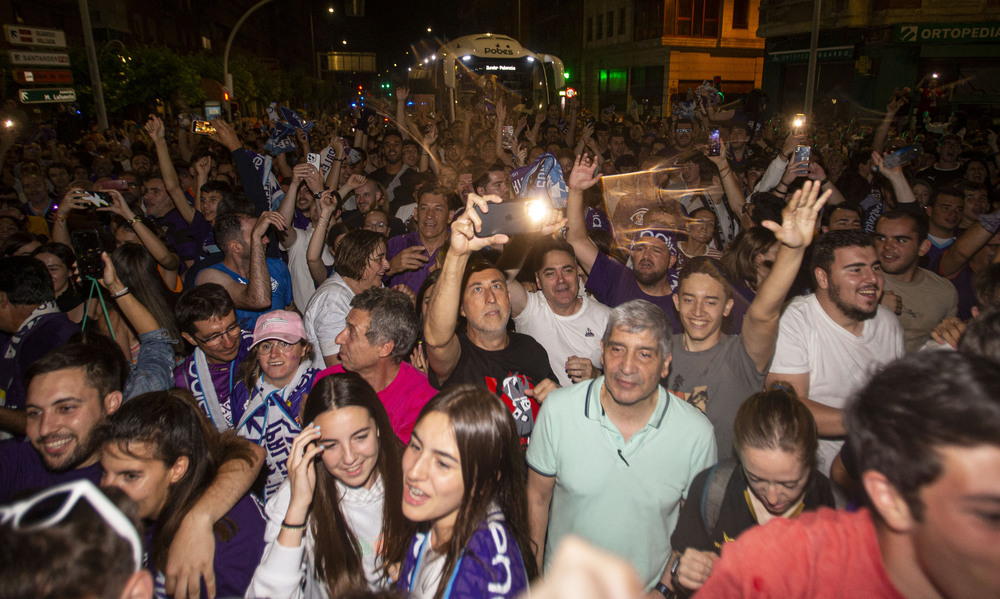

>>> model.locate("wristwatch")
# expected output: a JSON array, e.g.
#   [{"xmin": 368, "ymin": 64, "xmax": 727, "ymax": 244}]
[{"xmin": 653, "ymin": 582, "xmax": 674, "ymax": 599}]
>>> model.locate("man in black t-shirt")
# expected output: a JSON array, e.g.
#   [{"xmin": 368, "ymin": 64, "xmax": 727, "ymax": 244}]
[{"xmin": 424, "ymin": 193, "xmax": 558, "ymax": 446}]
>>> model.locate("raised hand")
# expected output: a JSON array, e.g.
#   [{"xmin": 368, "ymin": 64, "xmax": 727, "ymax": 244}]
[
  {"xmin": 144, "ymin": 114, "xmax": 165, "ymax": 141},
  {"xmin": 96, "ymin": 190, "xmax": 135, "ymax": 220},
  {"xmin": 761, "ymin": 179, "xmax": 830, "ymax": 250},
  {"xmin": 209, "ymin": 119, "xmax": 242, "ymax": 152},
  {"xmin": 252, "ymin": 211, "xmax": 287, "ymax": 242},
  {"xmin": 450, "ymin": 193, "xmax": 509, "ymax": 256},
  {"xmin": 568, "ymin": 155, "xmax": 602, "ymax": 191},
  {"xmin": 342, "ymin": 174, "xmax": 367, "ymax": 193},
  {"xmin": 284, "ymin": 425, "xmax": 323, "ymax": 516},
  {"xmin": 193, "ymin": 155, "xmax": 212, "ymax": 180}
]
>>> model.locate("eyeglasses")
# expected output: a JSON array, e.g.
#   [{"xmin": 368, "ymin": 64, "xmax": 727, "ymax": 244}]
[
  {"xmin": 675, "ymin": 128, "xmax": 693, "ymax": 133},
  {"xmin": 259, "ymin": 340, "xmax": 299, "ymax": 353},
  {"xmin": 0, "ymin": 479, "xmax": 142, "ymax": 572},
  {"xmin": 194, "ymin": 322, "xmax": 241, "ymax": 346}
]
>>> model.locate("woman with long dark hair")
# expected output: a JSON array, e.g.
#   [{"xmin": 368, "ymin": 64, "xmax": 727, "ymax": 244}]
[
  {"xmin": 31, "ymin": 242, "xmax": 86, "ymax": 322},
  {"xmin": 102, "ymin": 242, "xmax": 181, "ymax": 361},
  {"xmin": 247, "ymin": 372, "xmax": 409, "ymax": 598},
  {"xmin": 397, "ymin": 384, "xmax": 536, "ymax": 599},
  {"xmin": 99, "ymin": 389, "xmax": 265, "ymax": 598}
]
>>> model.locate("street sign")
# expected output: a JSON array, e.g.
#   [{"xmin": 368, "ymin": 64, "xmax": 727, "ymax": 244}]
[
  {"xmin": 18, "ymin": 88, "xmax": 76, "ymax": 104},
  {"xmin": 14, "ymin": 69, "xmax": 73, "ymax": 85},
  {"xmin": 4, "ymin": 25, "xmax": 66, "ymax": 48},
  {"xmin": 9, "ymin": 51, "xmax": 71, "ymax": 67}
]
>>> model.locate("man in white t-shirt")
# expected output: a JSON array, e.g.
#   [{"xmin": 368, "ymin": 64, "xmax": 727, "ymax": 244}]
[
  {"xmin": 276, "ymin": 163, "xmax": 334, "ymax": 308},
  {"xmin": 766, "ymin": 229, "xmax": 904, "ymax": 475},
  {"xmin": 510, "ymin": 237, "xmax": 611, "ymax": 387}
]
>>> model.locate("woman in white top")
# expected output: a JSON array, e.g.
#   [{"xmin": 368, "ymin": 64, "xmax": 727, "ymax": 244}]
[{"xmin": 246, "ymin": 372, "xmax": 409, "ymax": 598}]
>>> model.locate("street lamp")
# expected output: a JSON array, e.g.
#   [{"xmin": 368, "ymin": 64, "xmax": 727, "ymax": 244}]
[{"xmin": 224, "ymin": 0, "xmax": 277, "ymax": 119}]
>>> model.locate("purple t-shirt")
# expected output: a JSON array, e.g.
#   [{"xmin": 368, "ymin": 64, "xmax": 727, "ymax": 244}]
[
  {"xmin": 317, "ymin": 362, "xmax": 436, "ymax": 444},
  {"xmin": 0, "ymin": 311, "xmax": 79, "ymax": 411},
  {"xmin": 386, "ymin": 231, "xmax": 442, "ymax": 294},
  {"xmin": 585, "ymin": 251, "xmax": 681, "ymax": 333},
  {"xmin": 149, "ymin": 493, "xmax": 265, "ymax": 599},
  {"xmin": 173, "ymin": 332, "xmax": 253, "ymax": 430},
  {"xmin": 0, "ymin": 438, "xmax": 102, "ymax": 503},
  {"xmin": 153, "ymin": 208, "xmax": 198, "ymax": 266}
]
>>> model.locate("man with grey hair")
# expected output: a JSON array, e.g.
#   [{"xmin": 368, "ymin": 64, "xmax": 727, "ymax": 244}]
[
  {"xmin": 315, "ymin": 287, "xmax": 435, "ymax": 443},
  {"xmin": 526, "ymin": 299, "xmax": 716, "ymax": 593}
]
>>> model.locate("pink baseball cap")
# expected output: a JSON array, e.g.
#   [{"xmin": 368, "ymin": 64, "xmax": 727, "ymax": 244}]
[{"xmin": 251, "ymin": 310, "xmax": 305, "ymax": 348}]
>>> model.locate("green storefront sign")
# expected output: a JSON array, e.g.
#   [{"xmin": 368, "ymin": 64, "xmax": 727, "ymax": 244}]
[
  {"xmin": 768, "ymin": 47, "xmax": 854, "ymax": 63},
  {"xmin": 895, "ymin": 22, "xmax": 1000, "ymax": 44}
]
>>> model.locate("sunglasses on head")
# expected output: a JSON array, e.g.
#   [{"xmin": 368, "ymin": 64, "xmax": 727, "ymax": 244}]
[{"xmin": 0, "ymin": 479, "xmax": 143, "ymax": 573}]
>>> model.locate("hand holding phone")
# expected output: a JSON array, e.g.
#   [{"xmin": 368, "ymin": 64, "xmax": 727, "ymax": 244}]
[
  {"xmin": 472, "ymin": 200, "xmax": 550, "ymax": 238},
  {"xmin": 192, "ymin": 121, "xmax": 217, "ymax": 135},
  {"xmin": 708, "ymin": 127, "xmax": 721, "ymax": 157},
  {"xmin": 71, "ymin": 230, "xmax": 105, "ymax": 280}
]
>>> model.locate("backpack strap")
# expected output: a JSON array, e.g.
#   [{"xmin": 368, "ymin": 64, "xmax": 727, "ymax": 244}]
[{"xmin": 700, "ymin": 458, "xmax": 738, "ymax": 536}]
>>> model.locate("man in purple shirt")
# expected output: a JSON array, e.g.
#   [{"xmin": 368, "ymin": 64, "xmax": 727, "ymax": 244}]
[
  {"xmin": 565, "ymin": 155, "xmax": 682, "ymax": 332},
  {"xmin": 0, "ymin": 256, "xmax": 79, "ymax": 437},
  {"xmin": 174, "ymin": 284, "xmax": 253, "ymax": 431},
  {"xmin": 386, "ymin": 186, "xmax": 455, "ymax": 294},
  {"xmin": 316, "ymin": 287, "xmax": 435, "ymax": 443},
  {"xmin": 1, "ymin": 338, "xmax": 265, "ymax": 599}
]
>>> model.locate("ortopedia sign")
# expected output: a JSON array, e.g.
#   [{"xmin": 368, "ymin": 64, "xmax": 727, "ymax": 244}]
[
  {"xmin": 4, "ymin": 25, "xmax": 66, "ymax": 48},
  {"xmin": 18, "ymin": 88, "xmax": 77, "ymax": 104},
  {"xmin": 8, "ymin": 51, "xmax": 71, "ymax": 67},
  {"xmin": 895, "ymin": 22, "xmax": 1000, "ymax": 43}
]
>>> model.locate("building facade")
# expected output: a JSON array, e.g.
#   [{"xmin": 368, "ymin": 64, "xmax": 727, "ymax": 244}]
[
  {"xmin": 757, "ymin": 0, "xmax": 1000, "ymax": 114},
  {"xmin": 579, "ymin": 0, "xmax": 766, "ymax": 116}
]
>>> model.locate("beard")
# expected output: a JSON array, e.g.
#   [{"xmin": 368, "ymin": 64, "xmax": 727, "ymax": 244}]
[
  {"xmin": 634, "ymin": 263, "xmax": 668, "ymax": 287},
  {"xmin": 828, "ymin": 280, "xmax": 879, "ymax": 322},
  {"xmin": 39, "ymin": 425, "xmax": 103, "ymax": 473}
]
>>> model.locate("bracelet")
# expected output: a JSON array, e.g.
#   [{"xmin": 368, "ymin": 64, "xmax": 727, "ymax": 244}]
[
  {"xmin": 719, "ymin": 168, "xmax": 732, "ymax": 178},
  {"xmin": 126, "ymin": 215, "xmax": 141, "ymax": 227},
  {"xmin": 332, "ymin": 157, "xmax": 344, "ymax": 162},
  {"xmin": 281, "ymin": 520, "xmax": 307, "ymax": 531},
  {"xmin": 819, "ymin": 178, "xmax": 829, "ymax": 186},
  {"xmin": 112, "ymin": 287, "xmax": 130, "ymax": 298}
]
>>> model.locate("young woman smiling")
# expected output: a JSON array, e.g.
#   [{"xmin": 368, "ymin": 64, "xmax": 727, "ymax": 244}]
[
  {"xmin": 398, "ymin": 385, "xmax": 537, "ymax": 599},
  {"xmin": 247, "ymin": 372, "xmax": 409, "ymax": 598}
]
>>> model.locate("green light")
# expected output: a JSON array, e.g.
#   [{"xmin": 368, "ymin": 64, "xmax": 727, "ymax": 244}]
[{"xmin": 563, "ymin": 72, "xmax": 570, "ymax": 79}]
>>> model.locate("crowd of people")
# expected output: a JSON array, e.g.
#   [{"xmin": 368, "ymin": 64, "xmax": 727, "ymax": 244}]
[{"xmin": 1, "ymin": 80, "xmax": 999, "ymax": 599}]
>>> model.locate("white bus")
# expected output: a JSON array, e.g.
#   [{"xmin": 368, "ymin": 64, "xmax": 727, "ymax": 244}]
[{"xmin": 407, "ymin": 33, "xmax": 565, "ymax": 120}]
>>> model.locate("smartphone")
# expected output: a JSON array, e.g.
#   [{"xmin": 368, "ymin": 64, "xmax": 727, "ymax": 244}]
[
  {"xmin": 97, "ymin": 179, "xmax": 129, "ymax": 191},
  {"xmin": 82, "ymin": 192, "xmax": 111, "ymax": 207},
  {"xmin": 191, "ymin": 120, "xmax": 216, "ymax": 135},
  {"xmin": 708, "ymin": 127, "xmax": 721, "ymax": 156},
  {"xmin": 502, "ymin": 125, "xmax": 515, "ymax": 150},
  {"xmin": 793, "ymin": 113, "xmax": 806, "ymax": 131},
  {"xmin": 881, "ymin": 145, "xmax": 923, "ymax": 169},
  {"xmin": 307, "ymin": 152, "xmax": 322, "ymax": 171},
  {"xmin": 793, "ymin": 145, "xmax": 811, "ymax": 164},
  {"xmin": 473, "ymin": 200, "xmax": 548, "ymax": 238},
  {"xmin": 71, "ymin": 230, "xmax": 105, "ymax": 280}
]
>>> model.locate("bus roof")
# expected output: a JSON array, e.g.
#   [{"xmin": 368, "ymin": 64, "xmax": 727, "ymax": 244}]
[{"xmin": 441, "ymin": 34, "xmax": 536, "ymax": 61}]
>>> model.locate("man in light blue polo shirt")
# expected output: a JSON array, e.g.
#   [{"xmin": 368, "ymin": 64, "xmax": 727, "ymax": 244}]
[{"xmin": 526, "ymin": 299, "xmax": 716, "ymax": 594}]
